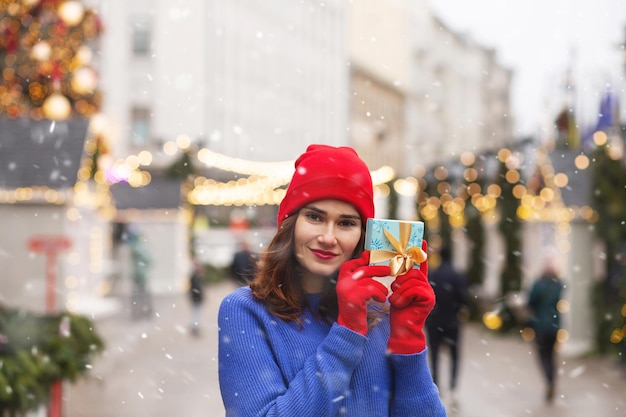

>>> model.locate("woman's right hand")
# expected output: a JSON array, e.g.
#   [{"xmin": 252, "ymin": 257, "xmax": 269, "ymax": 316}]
[{"xmin": 336, "ymin": 251, "xmax": 390, "ymax": 335}]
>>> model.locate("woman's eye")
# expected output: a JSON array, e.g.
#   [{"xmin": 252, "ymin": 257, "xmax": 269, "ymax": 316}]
[
  {"xmin": 339, "ymin": 220, "xmax": 358, "ymax": 227},
  {"xmin": 305, "ymin": 212, "xmax": 322, "ymax": 221}
]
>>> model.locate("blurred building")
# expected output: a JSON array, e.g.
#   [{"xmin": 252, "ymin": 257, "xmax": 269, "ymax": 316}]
[
  {"xmin": 349, "ymin": 0, "xmax": 513, "ymax": 180},
  {"xmin": 98, "ymin": 0, "xmax": 349, "ymax": 162}
]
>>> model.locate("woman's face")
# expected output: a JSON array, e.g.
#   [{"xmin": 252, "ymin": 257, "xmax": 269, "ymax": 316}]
[{"xmin": 294, "ymin": 199, "xmax": 363, "ymax": 293}]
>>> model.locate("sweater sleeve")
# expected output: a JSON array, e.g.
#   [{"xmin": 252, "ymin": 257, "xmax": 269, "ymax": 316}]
[
  {"xmin": 390, "ymin": 350, "xmax": 447, "ymax": 417},
  {"xmin": 218, "ymin": 290, "xmax": 367, "ymax": 417}
]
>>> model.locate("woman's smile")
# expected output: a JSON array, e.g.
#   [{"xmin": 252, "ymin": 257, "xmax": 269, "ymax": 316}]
[{"xmin": 310, "ymin": 249, "xmax": 338, "ymax": 260}]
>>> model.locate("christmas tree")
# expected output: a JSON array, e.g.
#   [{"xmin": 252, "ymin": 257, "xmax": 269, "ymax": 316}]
[
  {"xmin": 0, "ymin": 0, "xmax": 103, "ymax": 120},
  {"xmin": 0, "ymin": 3, "xmax": 106, "ymax": 415}
]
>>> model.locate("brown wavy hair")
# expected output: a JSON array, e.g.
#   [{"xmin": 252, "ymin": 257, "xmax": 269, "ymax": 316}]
[{"xmin": 249, "ymin": 211, "xmax": 385, "ymax": 326}]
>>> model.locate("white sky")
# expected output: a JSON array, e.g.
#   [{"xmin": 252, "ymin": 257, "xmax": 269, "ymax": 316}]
[{"xmin": 427, "ymin": 0, "xmax": 626, "ymax": 137}]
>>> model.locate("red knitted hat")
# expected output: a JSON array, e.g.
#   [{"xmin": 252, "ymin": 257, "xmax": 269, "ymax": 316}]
[{"xmin": 277, "ymin": 144, "xmax": 374, "ymax": 225}]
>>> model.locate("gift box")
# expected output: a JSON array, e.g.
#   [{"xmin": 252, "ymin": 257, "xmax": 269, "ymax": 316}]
[{"xmin": 364, "ymin": 218, "xmax": 426, "ymax": 276}]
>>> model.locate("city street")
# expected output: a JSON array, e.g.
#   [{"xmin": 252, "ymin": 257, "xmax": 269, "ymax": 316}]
[
  {"xmin": 65, "ymin": 279, "xmax": 626, "ymax": 417},
  {"xmin": 3, "ymin": 3, "xmax": 626, "ymax": 417}
]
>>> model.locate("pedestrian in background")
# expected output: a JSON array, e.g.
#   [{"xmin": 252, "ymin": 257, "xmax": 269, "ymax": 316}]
[
  {"xmin": 128, "ymin": 229, "xmax": 153, "ymax": 320},
  {"xmin": 230, "ymin": 240, "xmax": 255, "ymax": 286},
  {"xmin": 527, "ymin": 248, "xmax": 565, "ymax": 403},
  {"xmin": 425, "ymin": 245, "xmax": 468, "ymax": 403},
  {"xmin": 217, "ymin": 144, "xmax": 445, "ymax": 416},
  {"xmin": 188, "ymin": 257, "xmax": 205, "ymax": 336}
]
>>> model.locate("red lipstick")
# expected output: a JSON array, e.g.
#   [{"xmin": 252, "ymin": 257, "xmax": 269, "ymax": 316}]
[{"xmin": 311, "ymin": 249, "xmax": 337, "ymax": 260}]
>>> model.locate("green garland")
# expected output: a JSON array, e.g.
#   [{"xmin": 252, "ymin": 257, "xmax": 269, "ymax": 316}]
[
  {"xmin": 495, "ymin": 160, "xmax": 523, "ymax": 296},
  {"xmin": 590, "ymin": 143, "xmax": 626, "ymax": 270},
  {"xmin": 418, "ymin": 171, "xmax": 449, "ymax": 247},
  {"xmin": 386, "ymin": 179, "xmax": 398, "ymax": 220},
  {"xmin": 463, "ymin": 168, "xmax": 486, "ymax": 289},
  {"xmin": 0, "ymin": 308, "xmax": 104, "ymax": 414},
  {"xmin": 590, "ymin": 142, "xmax": 626, "ymax": 354}
]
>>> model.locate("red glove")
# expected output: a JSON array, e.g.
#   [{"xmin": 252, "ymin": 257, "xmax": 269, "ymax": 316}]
[
  {"xmin": 336, "ymin": 251, "xmax": 390, "ymax": 335},
  {"xmin": 387, "ymin": 241, "xmax": 435, "ymax": 354}
]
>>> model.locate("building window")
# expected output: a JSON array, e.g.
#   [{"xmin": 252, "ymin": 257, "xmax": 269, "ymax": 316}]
[
  {"xmin": 131, "ymin": 107, "xmax": 151, "ymax": 146},
  {"xmin": 132, "ymin": 16, "xmax": 151, "ymax": 56}
]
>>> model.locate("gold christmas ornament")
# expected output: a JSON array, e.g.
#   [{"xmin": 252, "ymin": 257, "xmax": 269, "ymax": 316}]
[
  {"xmin": 43, "ymin": 92, "xmax": 71, "ymax": 120},
  {"xmin": 58, "ymin": 1, "xmax": 85, "ymax": 27},
  {"xmin": 71, "ymin": 67, "xmax": 97, "ymax": 94},
  {"xmin": 31, "ymin": 41, "xmax": 51, "ymax": 61},
  {"xmin": 75, "ymin": 45, "xmax": 93, "ymax": 66}
]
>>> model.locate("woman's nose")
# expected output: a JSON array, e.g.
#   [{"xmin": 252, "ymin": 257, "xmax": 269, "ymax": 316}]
[{"xmin": 318, "ymin": 224, "xmax": 337, "ymax": 245}]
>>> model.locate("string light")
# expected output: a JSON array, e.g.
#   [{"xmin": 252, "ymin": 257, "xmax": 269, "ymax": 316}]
[{"xmin": 102, "ymin": 145, "xmax": 397, "ymax": 207}]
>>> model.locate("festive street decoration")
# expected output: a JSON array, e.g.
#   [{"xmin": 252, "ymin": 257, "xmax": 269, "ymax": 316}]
[
  {"xmin": 0, "ymin": 5, "xmax": 108, "ymax": 415},
  {"xmin": 590, "ymin": 130, "xmax": 626, "ymax": 355},
  {"xmin": 494, "ymin": 148, "xmax": 523, "ymax": 296},
  {"xmin": 0, "ymin": 0, "xmax": 103, "ymax": 120},
  {"xmin": 0, "ymin": 307, "xmax": 104, "ymax": 414}
]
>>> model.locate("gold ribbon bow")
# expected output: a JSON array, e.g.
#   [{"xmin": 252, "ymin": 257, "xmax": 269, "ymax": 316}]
[{"xmin": 369, "ymin": 222, "xmax": 427, "ymax": 276}]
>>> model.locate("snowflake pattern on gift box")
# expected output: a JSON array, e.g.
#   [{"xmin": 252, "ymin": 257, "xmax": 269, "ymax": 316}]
[
  {"xmin": 409, "ymin": 227, "xmax": 421, "ymax": 245},
  {"xmin": 365, "ymin": 219, "xmax": 423, "ymax": 252},
  {"xmin": 367, "ymin": 220, "xmax": 387, "ymax": 250},
  {"xmin": 369, "ymin": 236, "xmax": 386, "ymax": 250}
]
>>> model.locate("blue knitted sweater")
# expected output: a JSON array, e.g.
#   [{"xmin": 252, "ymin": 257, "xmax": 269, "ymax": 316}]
[{"xmin": 218, "ymin": 287, "xmax": 446, "ymax": 416}]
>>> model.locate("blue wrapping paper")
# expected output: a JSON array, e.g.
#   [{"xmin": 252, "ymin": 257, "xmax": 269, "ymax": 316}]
[{"xmin": 364, "ymin": 218, "xmax": 425, "ymax": 274}]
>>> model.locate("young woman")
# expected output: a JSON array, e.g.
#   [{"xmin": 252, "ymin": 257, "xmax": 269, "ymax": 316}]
[{"xmin": 218, "ymin": 144, "xmax": 446, "ymax": 416}]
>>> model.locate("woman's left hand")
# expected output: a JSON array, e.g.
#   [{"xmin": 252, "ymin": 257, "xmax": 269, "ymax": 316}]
[
  {"xmin": 387, "ymin": 241, "xmax": 435, "ymax": 354},
  {"xmin": 336, "ymin": 251, "xmax": 390, "ymax": 335}
]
